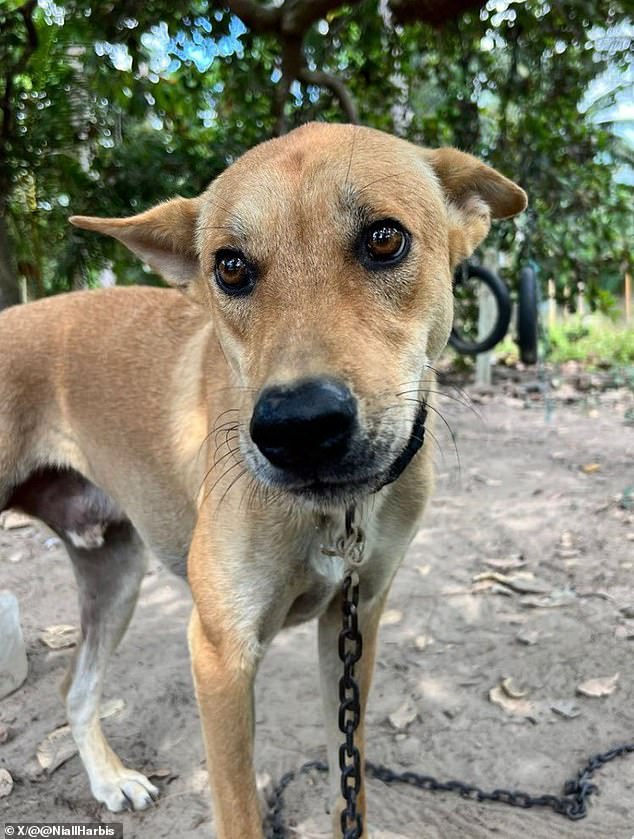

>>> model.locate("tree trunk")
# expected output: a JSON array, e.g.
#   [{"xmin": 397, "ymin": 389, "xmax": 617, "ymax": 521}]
[{"xmin": 0, "ymin": 204, "xmax": 19, "ymax": 310}]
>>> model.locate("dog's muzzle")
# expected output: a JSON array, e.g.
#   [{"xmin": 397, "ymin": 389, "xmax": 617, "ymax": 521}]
[
  {"xmin": 249, "ymin": 377, "xmax": 358, "ymax": 474},
  {"xmin": 249, "ymin": 377, "xmax": 426, "ymax": 497}
]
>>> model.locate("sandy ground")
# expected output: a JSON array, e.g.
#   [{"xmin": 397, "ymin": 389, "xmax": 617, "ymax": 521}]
[{"xmin": 1, "ymin": 371, "xmax": 633, "ymax": 839}]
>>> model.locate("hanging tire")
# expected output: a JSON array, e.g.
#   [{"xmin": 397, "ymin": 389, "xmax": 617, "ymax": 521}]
[
  {"xmin": 448, "ymin": 263, "xmax": 512, "ymax": 356},
  {"xmin": 517, "ymin": 266, "xmax": 539, "ymax": 365}
]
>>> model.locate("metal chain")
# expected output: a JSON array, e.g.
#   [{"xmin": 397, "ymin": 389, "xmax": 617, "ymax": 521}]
[
  {"xmin": 265, "ymin": 565, "xmax": 634, "ymax": 837},
  {"xmin": 363, "ymin": 741, "xmax": 634, "ymax": 820},
  {"xmin": 338, "ymin": 570, "xmax": 364, "ymax": 839}
]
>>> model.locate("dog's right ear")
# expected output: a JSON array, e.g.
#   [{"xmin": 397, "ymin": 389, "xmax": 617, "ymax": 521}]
[
  {"xmin": 422, "ymin": 148, "xmax": 527, "ymax": 268},
  {"xmin": 70, "ymin": 196, "xmax": 202, "ymax": 285}
]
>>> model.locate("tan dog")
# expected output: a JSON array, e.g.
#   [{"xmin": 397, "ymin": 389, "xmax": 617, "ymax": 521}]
[{"xmin": 0, "ymin": 123, "xmax": 526, "ymax": 837}]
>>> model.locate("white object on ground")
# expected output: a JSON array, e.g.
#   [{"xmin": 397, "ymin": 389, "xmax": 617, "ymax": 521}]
[{"xmin": 0, "ymin": 590, "xmax": 28, "ymax": 699}]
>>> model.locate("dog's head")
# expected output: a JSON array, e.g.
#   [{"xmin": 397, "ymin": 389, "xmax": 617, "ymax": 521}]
[{"xmin": 72, "ymin": 124, "xmax": 526, "ymax": 509}]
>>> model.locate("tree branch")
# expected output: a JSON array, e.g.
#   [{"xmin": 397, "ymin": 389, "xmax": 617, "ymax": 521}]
[
  {"xmin": 281, "ymin": 0, "xmax": 362, "ymax": 36},
  {"xmin": 222, "ymin": 0, "xmax": 281, "ymax": 32},
  {"xmin": 298, "ymin": 68, "xmax": 358, "ymax": 123},
  {"xmin": 389, "ymin": 0, "xmax": 482, "ymax": 27}
]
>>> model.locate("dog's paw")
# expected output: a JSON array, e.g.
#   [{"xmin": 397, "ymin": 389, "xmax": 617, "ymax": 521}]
[{"xmin": 92, "ymin": 769, "xmax": 159, "ymax": 812}]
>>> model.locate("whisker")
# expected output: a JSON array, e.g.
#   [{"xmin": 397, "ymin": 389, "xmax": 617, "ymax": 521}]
[
  {"xmin": 198, "ymin": 449, "xmax": 241, "ymax": 503},
  {"xmin": 397, "ymin": 387, "xmax": 478, "ymax": 416},
  {"xmin": 216, "ymin": 467, "xmax": 249, "ymax": 512},
  {"xmin": 357, "ymin": 172, "xmax": 404, "ymax": 195},
  {"xmin": 345, "ymin": 126, "xmax": 358, "ymax": 187},
  {"xmin": 201, "ymin": 460, "xmax": 245, "ymax": 510},
  {"xmin": 213, "ymin": 423, "xmax": 240, "ymax": 455},
  {"xmin": 211, "ymin": 436, "xmax": 240, "ymax": 469}
]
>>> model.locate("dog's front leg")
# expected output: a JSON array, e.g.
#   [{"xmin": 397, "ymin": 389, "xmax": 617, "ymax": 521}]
[
  {"xmin": 188, "ymin": 513, "xmax": 266, "ymax": 839},
  {"xmin": 189, "ymin": 605, "xmax": 262, "ymax": 839},
  {"xmin": 318, "ymin": 585, "xmax": 388, "ymax": 837}
]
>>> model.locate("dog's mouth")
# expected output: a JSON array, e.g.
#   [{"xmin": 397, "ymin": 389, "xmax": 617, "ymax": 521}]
[{"xmin": 255, "ymin": 401, "xmax": 427, "ymax": 505}]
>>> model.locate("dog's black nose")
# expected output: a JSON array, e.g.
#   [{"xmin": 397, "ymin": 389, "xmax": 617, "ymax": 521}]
[{"xmin": 250, "ymin": 378, "xmax": 357, "ymax": 471}]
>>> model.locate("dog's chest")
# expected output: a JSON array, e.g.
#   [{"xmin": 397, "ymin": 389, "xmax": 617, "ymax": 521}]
[
  {"xmin": 283, "ymin": 540, "xmax": 347, "ymax": 627},
  {"xmin": 282, "ymin": 512, "xmax": 385, "ymax": 628}
]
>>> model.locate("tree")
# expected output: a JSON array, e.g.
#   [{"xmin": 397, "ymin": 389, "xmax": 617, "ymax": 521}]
[{"xmin": 0, "ymin": 0, "xmax": 631, "ymax": 309}]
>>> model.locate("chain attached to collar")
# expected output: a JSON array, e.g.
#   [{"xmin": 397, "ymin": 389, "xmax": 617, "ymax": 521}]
[
  {"xmin": 338, "ymin": 568, "xmax": 364, "ymax": 838},
  {"xmin": 317, "ymin": 505, "xmax": 366, "ymax": 837},
  {"xmin": 266, "ymin": 504, "xmax": 634, "ymax": 837},
  {"xmin": 320, "ymin": 506, "xmax": 366, "ymax": 568}
]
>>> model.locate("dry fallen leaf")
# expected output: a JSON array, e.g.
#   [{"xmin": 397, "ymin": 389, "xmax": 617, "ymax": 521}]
[
  {"xmin": 473, "ymin": 571, "xmax": 550, "ymax": 595},
  {"xmin": 484, "ymin": 556, "xmax": 526, "ymax": 572},
  {"xmin": 489, "ymin": 683, "xmax": 535, "ymax": 718},
  {"xmin": 521, "ymin": 588, "xmax": 577, "ymax": 609},
  {"xmin": 148, "ymin": 767, "xmax": 174, "ymax": 780},
  {"xmin": 36, "ymin": 725, "xmax": 77, "ymax": 772},
  {"xmin": 470, "ymin": 579, "xmax": 514, "ymax": 597},
  {"xmin": 417, "ymin": 564, "xmax": 431, "ymax": 577},
  {"xmin": 551, "ymin": 701, "xmax": 581, "ymax": 719},
  {"xmin": 577, "ymin": 673, "xmax": 619, "ymax": 698},
  {"xmin": 581, "ymin": 463, "xmax": 601, "ymax": 474},
  {"xmin": 380, "ymin": 609, "xmax": 402, "ymax": 627},
  {"xmin": 40, "ymin": 624, "xmax": 79, "ymax": 650},
  {"xmin": 414, "ymin": 634, "xmax": 434, "ymax": 651},
  {"xmin": 99, "ymin": 698, "xmax": 125, "ymax": 719},
  {"xmin": 559, "ymin": 531, "xmax": 575, "ymax": 548},
  {"xmin": 0, "ymin": 510, "xmax": 33, "ymax": 530},
  {"xmin": 0, "ymin": 768, "xmax": 13, "ymax": 798},
  {"xmin": 516, "ymin": 629, "xmax": 539, "ymax": 646},
  {"xmin": 500, "ymin": 677, "xmax": 527, "ymax": 699},
  {"xmin": 388, "ymin": 700, "xmax": 418, "ymax": 731}
]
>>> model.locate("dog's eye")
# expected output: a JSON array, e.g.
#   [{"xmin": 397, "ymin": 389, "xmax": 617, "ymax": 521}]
[
  {"xmin": 362, "ymin": 220, "xmax": 409, "ymax": 267},
  {"xmin": 214, "ymin": 249, "xmax": 254, "ymax": 295}
]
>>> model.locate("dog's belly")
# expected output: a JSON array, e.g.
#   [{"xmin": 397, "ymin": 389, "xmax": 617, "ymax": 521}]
[
  {"xmin": 6, "ymin": 467, "xmax": 127, "ymax": 549},
  {"xmin": 5, "ymin": 466, "xmax": 192, "ymax": 577}
]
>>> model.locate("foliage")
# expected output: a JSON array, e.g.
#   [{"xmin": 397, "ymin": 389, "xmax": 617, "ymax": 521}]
[
  {"xmin": 547, "ymin": 316, "xmax": 634, "ymax": 366},
  {"xmin": 494, "ymin": 314, "xmax": 634, "ymax": 368},
  {"xmin": 0, "ymin": 0, "xmax": 631, "ymax": 303}
]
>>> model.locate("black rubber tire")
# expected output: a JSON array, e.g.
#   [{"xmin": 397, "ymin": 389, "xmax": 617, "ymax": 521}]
[
  {"xmin": 448, "ymin": 263, "xmax": 512, "ymax": 356},
  {"xmin": 517, "ymin": 266, "xmax": 539, "ymax": 365}
]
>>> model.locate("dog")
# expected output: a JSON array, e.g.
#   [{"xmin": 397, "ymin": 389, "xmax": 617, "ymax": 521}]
[{"xmin": 0, "ymin": 122, "xmax": 526, "ymax": 837}]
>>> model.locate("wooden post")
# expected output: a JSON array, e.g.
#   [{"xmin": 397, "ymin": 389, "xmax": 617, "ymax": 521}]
[
  {"xmin": 18, "ymin": 276, "xmax": 27, "ymax": 304},
  {"xmin": 577, "ymin": 282, "xmax": 585, "ymax": 317},
  {"xmin": 548, "ymin": 278, "xmax": 556, "ymax": 329},
  {"xmin": 475, "ymin": 248, "xmax": 501, "ymax": 386}
]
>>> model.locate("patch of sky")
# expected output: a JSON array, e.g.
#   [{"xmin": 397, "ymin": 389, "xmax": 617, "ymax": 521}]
[
  {"xmin": 289, "ymin": 80, "xmax": 303, "ymax": 105},
  {"xmin": 37, "ymin": 0, "xmax": 65, "ymax": 26},
  {"xmin": 93, "ymin": 16, "xmax": 246, "ymax": 78}
]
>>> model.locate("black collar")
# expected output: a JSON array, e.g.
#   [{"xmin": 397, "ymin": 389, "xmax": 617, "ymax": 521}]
[{"xmin": 372, "ymin": 400, "xmax": 427, "ymax": 493}]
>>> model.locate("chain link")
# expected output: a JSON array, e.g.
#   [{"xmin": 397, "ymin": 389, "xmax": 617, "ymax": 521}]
[
  {"xmin": 265, "ymin": 564, "xmax": 634, "ymax": 837},
  {"xmin": 338, "ymin": 570, "xmax": 364, "ymax": 838}
]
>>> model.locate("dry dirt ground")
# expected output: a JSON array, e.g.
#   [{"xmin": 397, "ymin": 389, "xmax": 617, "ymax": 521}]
[{"xmin": 1, "ymin": 372, "xmax": 633, "ymax": 839}]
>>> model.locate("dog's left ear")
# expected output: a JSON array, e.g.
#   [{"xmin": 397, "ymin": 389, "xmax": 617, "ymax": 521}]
[
  {"xmin": 423, "ymin": 148, "xmax": 527, "ymax": 268},
  {"xmin": 70, "ymin": 196, "xmax": 202, "ymax": 285}
]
